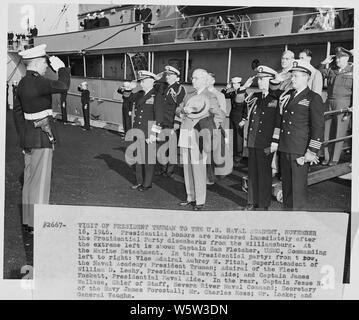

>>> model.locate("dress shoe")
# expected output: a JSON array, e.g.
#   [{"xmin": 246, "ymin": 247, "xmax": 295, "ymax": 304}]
[
  {"xmin": 130, "ymin": 184, "xmax": 141, "ymax": 190},
  {"xmin": 193, "ymin": 204, "xmax": 205, "ymax": 211},
  {"xmin": 178, "ymin": 200, "xmax": 195, "ymax": 207},
  {"xmin": 328, "ymin": 160, "xmax": 338, "ymax": 166},
  {"xmin": 137, "ymin": 185, "xmax": 152, "ymax": 191},
  {"xmin": 321, "ymin": 159, "xmax": 330, "ymax": 166},
  {"xmin": 244, "ymin": 204, "xmax": 257, "ymax": 211}
]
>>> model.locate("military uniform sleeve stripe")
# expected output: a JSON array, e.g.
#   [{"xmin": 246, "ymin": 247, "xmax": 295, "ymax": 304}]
[{"xmin": 309, "ymin": 139, "xmax": 322, "ymax": 149}]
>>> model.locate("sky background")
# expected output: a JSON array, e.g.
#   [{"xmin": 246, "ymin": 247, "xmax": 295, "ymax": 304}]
[{"xmin": 8, "ymin": 2, "xmax": 79, "ymax": 35}]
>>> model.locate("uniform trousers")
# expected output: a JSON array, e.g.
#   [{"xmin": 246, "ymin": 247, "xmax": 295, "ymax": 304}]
[
  {"xmin": 157, "ymin": 126, "xmax": 176, "ymax": 175},
  {"xmin": 181, "ymin": 147, "xmax": 207, "ymax": 205},
  {"xmin": 22, "ymin": 148, "xmax": 53, "ymax": 227},
  {"xmin": 61, "ymin": 100, "xmax": 68, "ymax": 123},
  {"xmin": 280, "ymin": 152, "xmax": 308, "ymax": 210},
  {"xmin": 247, "ymin": 147, "xmax": 274, "ymax": 209},
  {"xmin": 135, "ymin": 141, "xmax": 155, "ymax": 188},
  {"xmin": 324, "ymin": 98, "xmax": 351, "ymax": 163},
  {"xmin": 122, "ymin": 104, "xmax": 132, "ymax": 133},
  {"xmin": 82, "ymin": 103, "xmax": 90, "ymax": 130},
  {"xmin": 229, "ymin": 117, "xmax": 243, "ymax": 157}
]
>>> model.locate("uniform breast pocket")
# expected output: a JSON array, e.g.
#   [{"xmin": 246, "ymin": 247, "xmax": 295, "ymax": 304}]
[{"xmin": 342, "ymin": 75, "xmax": 353, "ymax": 89}]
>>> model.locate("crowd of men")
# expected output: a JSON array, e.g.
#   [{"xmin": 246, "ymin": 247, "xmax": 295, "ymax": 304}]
[
  {"xmin": 11, "ymin": 43, "xmax": 353, "ymax": 234},
  {"xmin": 80, "ymin": 11, "xmax": 110, "ymax": 30}
]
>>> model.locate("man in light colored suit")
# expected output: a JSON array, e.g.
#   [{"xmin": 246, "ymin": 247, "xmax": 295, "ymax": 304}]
[{"xmin": 177, "ymin": 69, "xmax": 215, "ymax": 211}]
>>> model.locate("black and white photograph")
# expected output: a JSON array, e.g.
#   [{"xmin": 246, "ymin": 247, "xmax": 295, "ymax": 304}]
[{"xmin": 2, "ymin": 0, "xmax": 358, "ymax": 301}]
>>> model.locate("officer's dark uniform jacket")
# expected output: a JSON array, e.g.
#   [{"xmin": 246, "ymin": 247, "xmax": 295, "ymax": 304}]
[
  {"xmin": 130, "ymin": 87, "xmax": 161, "ymax": 139},
  {"xmin": 221, "ymin": 87, "xmax": 248, "ymax": 122},
  {"xmin": 13, "ymin": 67, "xmax": 71, "ymax": 149},
  {"xmin": 247, "ymin": 92, "xmax": 281, "ymax": 149},
  {"xmin": 320, "ymin": 63, "xmax": 353, "ymax": 105},
  {"xmin": 270, "ymin": 86, "xmax": 325, "ymax": 155},
  {"xmin": 157, "ymin": 82, "xmax": 186, "ymax": 129}
]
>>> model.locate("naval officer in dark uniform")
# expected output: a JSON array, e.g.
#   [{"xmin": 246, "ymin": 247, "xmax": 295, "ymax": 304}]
[
  {"xmin": 245, "ymin": 66, "xmax": 281, "ymax": 211},
  {"xmin": 121, "ymin": 70, "xmax": 161, "ymax": 191},
  {"xmin": 78, "ymin": 81, "xmax": 91, "ymax": 130},
  {"xmin": 270, "ymin": 60, "xmax": 325, "ymax": 210},
  {"xmin": 156, "ymin": 65, "xmax": 186, "ymax": 177},
  {"xmin": 13, "ymin": 44, "xmax": 70, "ymax": 232},
  {"xmin": 221, "ymin": 77, "xmax": 247, "ymax": 163},
  {"xmin": 117, "ymin": 81, "xmax": 137, "ymax": 135}
]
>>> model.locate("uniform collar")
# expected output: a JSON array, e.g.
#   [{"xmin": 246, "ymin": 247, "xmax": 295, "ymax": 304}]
[{"xmin": 338, "ymin": 63, "xmax": 352, "ymax": 74}]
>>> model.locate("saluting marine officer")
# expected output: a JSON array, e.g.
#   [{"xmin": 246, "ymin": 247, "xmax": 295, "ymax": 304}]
[
  {"xmin": 78, "ymin": 81, "xmax": 91, "ymax": 131},
  {"xmin": 244, "ymin": 66, "xmax": 281, "ymax": 211},
  {"xmin": 270, "ymin": 60, "xmax": 325, "ymax": 210},
  {"xmin": 156, "ymin": 65, "xmax": 186, "ymax": 177},
  {"xmin": 13, "ymin": 44, "xmax": 70, "ymax": 233}
]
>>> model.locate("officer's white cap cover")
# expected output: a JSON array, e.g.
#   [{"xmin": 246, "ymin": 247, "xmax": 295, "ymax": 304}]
[
  {"xmin": 256, "ymin": 65, "xmax": 277, "ymax": 78},
  {"xmin": 289, "ymin": 60, "xmax": 312, "ymax": 76},
  {"xmin": 18, "ymin": 44, "xmax": 47, "ymax": 60},
  {"xmin": 231, "ymin": 77, "xmax": 242, "ymax": 84},
  {"xmin": 137, "ymin": 70, "xmax": 157, "ymax": 81},
  {"xmin": 165, "ymin": 66, "xmax": 180, "ymax": 76}
]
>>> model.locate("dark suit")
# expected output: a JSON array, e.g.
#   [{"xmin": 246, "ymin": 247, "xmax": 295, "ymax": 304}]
[
  {"xmin": 222, "ymin": 87, "xmax": 247, "ymax": 157},
  {"xmin": 13, "ymin": 67, "xmax": 70, "ymax": 228},
  {"xmin": 247, "ymin": 92, "xmax": 280, "ymax": 209},
  {"xmin": 271, "ymin": 86, "xmax": 324, "ymax": 210}
]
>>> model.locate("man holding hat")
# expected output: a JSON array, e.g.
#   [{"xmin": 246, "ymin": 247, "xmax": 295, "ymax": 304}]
[
  {"xmin": 177, "ymin": 69, "xmax": 215, "ymax": 211},
  {"xmin": 243, "ymin": 66, "xmax": 281, "ymax": 211},
  {"xmin": 221, "ymin": 76, "xmax": 247, "ymax": 163},
  {"xmin": 156, "ymin": 65, "xmax": 186, "ymax": 177},
  {"xmin": 320, "ymin": 46, "xmax": 353, "ymax": 166},
  {"xmin": 122, "ymin": 70, "xmax": 161, "ymax": 191},
  {"xmin": 270, "ymin": 60, "xmax": 325, "ymax": 210},
  {"xmin": 13, "ymin": 44, "xmax": 70, "ymax": 233}
]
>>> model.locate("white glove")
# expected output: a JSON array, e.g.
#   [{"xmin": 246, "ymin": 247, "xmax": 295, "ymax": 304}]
[
  {"xmin": 238, "ymin": 120, "xmax": 246, "ymax": 128},
  {"xmin": 270, "ymin": 142, "xmax": 278, "ymax": 153},
  {"xmin": 49, "ymin": 56, "xmax": 65, "ymax": 72}
]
